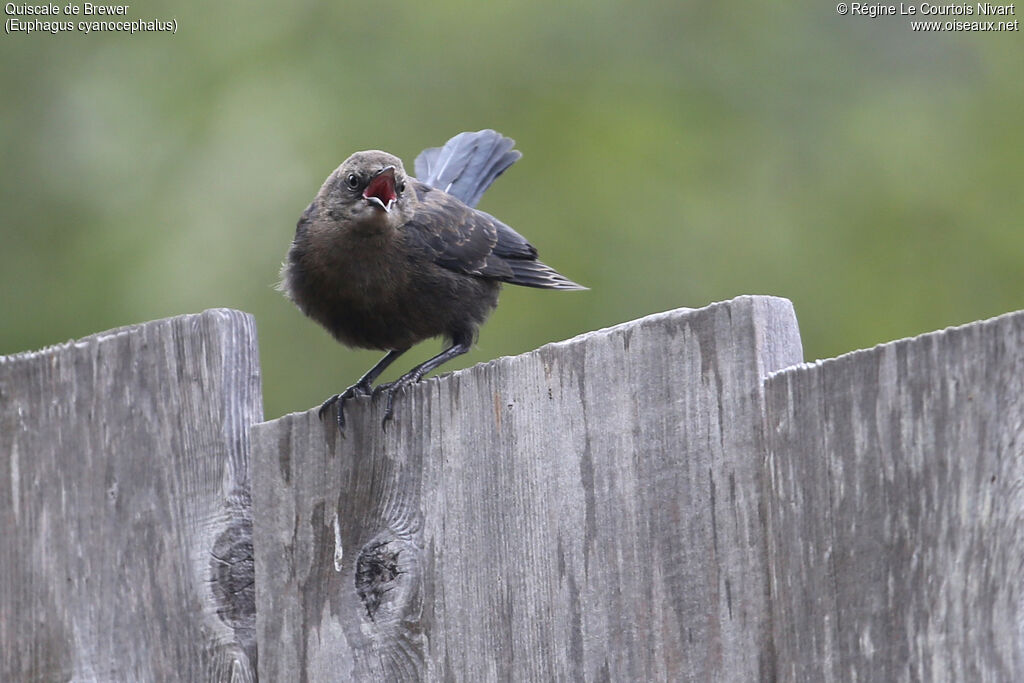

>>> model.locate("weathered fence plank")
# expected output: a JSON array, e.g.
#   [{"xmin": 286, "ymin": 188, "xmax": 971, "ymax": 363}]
[
  {"xmin": 0, "ymin": 309, "xmax": 261, "ymax": 682},
  {"xmin": 251, "ymin": 295, "xmax": 803, "ymax": 681},
  {"xmin": 764, "ymin": 310, "xmax": 1024, "ymax": 681}
]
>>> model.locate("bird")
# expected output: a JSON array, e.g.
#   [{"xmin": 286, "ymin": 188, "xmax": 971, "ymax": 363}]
[{"xmin": 279, "ymin": 130, "xmax": 586, "ymax": 432}]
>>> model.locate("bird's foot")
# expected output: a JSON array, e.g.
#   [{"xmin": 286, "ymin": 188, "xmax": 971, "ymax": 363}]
[
  {"xmin": 371, "ymin": 373, "xmax": 422, "ymax": 430},
  {"xmin": 318, "ymin": 380, "xmax": 373, "ymax": 433}
]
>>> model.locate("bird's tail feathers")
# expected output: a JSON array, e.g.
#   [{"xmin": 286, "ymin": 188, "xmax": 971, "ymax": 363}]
[{"xmin": 415, "ymin": 130, "xmax": 522, "ymax": 208}]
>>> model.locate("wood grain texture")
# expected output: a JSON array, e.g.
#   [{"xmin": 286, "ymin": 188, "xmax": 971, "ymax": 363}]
[
  {"xmin": 765, "ymin": 310, "xmax": 1024, "ymax": 681},
  {"xmin": 252, "ymin": 295, "xmax": 803, "ymax": 681},
  {"xmin": 0, "ymin": 309, "xmax": 261, "ymax": 682}
]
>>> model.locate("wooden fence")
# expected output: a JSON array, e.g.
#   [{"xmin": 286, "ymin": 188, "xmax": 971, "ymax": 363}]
[{"xmin": 1, "ymin": 296, "xmax": 1022, "ymax": 681}]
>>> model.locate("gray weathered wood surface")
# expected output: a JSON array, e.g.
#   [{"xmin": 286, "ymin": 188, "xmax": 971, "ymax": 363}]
[
  {"xmin": 6, "ymin": 298, "xmax": 1021, "ymax": 681},
  {"xmin": 0, "ymin": 309, "xmax": 261, "ymax": 682},
  {"xmin": 764, "ymin": 310, "xmax": 1024, "ymax": 681},
  {"xmin": 251, "ymin": 295, "xmax": 803, "ymax": 681}
]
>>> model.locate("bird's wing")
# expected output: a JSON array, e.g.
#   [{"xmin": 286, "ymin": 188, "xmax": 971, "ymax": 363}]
[
  {"xmin": 402, "ymin": 183, "xmax": 586, "ymax": 290},
  {"xmin": 414, "ymin": 130, "xmax": 521, "ymax": 208}
]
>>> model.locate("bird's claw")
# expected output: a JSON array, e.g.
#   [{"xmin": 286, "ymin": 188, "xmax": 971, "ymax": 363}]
[
  {"xmin": 318, "ymin": 381, "xmax": 372, "ymax": 434},
  {"xmin": 317, "ymin": 393, "xmax": 341, "ymax": 419},
  {"xmin": 320, "ymin": 366, "xmax": 426, "ymax": 433},
  {"xmin": 376, "ymin": 376, "xmax": 418, "ymax": 430}
]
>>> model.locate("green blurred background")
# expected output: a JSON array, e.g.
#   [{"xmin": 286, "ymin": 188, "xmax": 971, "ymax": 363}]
[{"xmin": 2, "ymin": 1, "xmax": 1021, "ymax": 420}]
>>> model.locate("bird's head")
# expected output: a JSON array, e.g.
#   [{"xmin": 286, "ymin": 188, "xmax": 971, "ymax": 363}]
[{"xmin": 318, "ymin": 150, "xmax": 409, "ymax": 229}]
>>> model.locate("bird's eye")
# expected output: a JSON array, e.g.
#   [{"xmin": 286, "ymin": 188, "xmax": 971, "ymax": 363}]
[
  {"xmin": 396, "ymin": 181, "xmax": 406, "ymax": 193},
  {"xmin": 345, "ymin": 174, "xmax": 359, "ymax": 189}
]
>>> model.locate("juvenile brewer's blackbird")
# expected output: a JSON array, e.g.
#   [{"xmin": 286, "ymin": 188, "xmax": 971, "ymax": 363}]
[{"xmin": 280, "ymin": 130, "xmax": 585, "ymax": 431}]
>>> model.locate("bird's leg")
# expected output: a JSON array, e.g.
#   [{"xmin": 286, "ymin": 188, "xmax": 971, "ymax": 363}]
[
  {"xmin": 319, "ymin": 348, "xmax": 407, "ymax": 433},
  {"xmin": 374, "ymin": 334, "xmax": 472, "ymax": 429}
]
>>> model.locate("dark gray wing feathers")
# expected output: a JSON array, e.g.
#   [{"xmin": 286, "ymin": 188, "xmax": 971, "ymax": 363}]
[
  {"xmin": 407, "ymin": 131, "xmax": 586, "ymax": 291},
  {"xmin": 505, "ymin": 259, "xmax": 586, "ymax": 290}
]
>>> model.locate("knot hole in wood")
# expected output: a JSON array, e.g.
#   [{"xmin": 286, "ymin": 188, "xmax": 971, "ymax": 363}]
[{"xmin": 355, "ymin": 531, "xmax": 420, "ymax": 623}]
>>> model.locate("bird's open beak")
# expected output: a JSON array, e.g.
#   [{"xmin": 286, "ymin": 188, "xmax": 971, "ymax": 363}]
[{"xmin": 363, "ymin": 166, "xmax": 398, "ymax": 213}]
